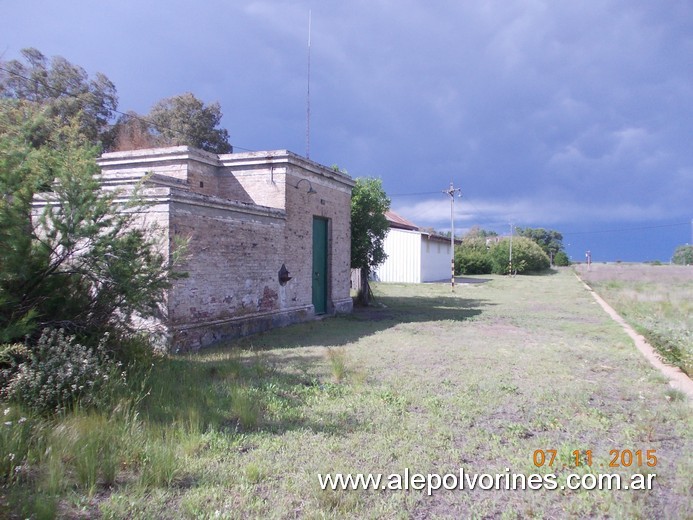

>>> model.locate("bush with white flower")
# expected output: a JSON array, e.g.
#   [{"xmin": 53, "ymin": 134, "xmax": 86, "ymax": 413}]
[{"xmin": 1, "ymin": 328, "xmax": 125, "ymax": 414}]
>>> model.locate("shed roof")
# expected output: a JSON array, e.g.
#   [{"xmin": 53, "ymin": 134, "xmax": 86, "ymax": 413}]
[{"xmin": 385, "ymin": 210, "xmax": 419, "ymax": 231}]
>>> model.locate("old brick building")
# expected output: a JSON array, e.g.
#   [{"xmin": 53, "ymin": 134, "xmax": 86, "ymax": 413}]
[{"xmin": 96, "ymin": 146, "xmax": 354, "ymax": 351}]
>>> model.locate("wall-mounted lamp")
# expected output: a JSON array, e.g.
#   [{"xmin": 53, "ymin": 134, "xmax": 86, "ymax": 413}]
[{"xmin": 294, "ymin": 178, "xmax": 317, "ymax": 194}]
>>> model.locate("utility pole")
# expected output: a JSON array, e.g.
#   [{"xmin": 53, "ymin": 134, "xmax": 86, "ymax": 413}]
[
  {"xmin": 443, "ymin": 182, "xmax": 461, "ymax": 291},
  {"xmin": 508, "ymin": 222, "xmax": 514, "ymax": 275}
]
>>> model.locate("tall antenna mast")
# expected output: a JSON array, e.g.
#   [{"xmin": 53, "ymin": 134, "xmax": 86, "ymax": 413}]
[{"xmin": 306, "ymin": 9, "xmax": 312, "ymax": 159}]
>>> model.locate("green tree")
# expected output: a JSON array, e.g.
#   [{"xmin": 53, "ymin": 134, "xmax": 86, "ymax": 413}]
[
  {"xmin": 0, "ymin": 100, "xmax": 177, "ymax": 349},
  {"xmin": 147, "ymin": 93, "xmax": 232, "ymax": 153},
  {"xmin": 516, "ymin": 227, "xmax": 564, "ymax": 263},
  {"xmin": 553, "ymin": 250, "xmax": 571, "ymax": 266},
  {"xmin": 350, "ymin": 177, "xmax": 390, "ymax": 305},
  {"xmin": 0, "ymin": 48, "xmax": 118, "ymax": 148},
  {"xmin": 464, "ymin": 226, "xmax": 498, "ymax": 239},
  {"xmin": 672, "ymin": 244, "xmax": 693, "ymax": 265}
]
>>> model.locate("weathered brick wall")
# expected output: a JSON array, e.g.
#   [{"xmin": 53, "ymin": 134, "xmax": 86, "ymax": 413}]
[
  {"xmin": 218, "ymin": 151, "xmax": 354, "ymax": 315},
  {"xmin": 166, "ymin": 191, "xmax": 296, "ymax": 350},
  {"xmin": 218, "ymin": 152, "xmax": 287, "ymax": 209},
  {"xmin": 186, "ymin": 158, "xmax": 220, "ymax": 197},
  {"xmin": 96, "ymin": 147, "xmax": 354, "ymax": 351},
  {"xmin": 283, "ymin": 158, "xmax": 353, "ymax": 313},
  {"xmin": 99, "ymin": 147, "xmax": 209, "ymax": 184}
]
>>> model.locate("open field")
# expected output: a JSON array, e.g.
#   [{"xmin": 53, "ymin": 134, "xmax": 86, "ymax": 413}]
[
  {"xmin": 2, "ymin": 269, "xmax": 691, "ymax": 518},
  {"xmin": 576, "ymin": 263, "xmax": 693, "ymax": 376}
]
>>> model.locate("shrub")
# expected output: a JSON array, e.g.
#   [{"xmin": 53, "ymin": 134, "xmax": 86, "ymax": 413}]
[
  {"xmin": 1, "ymin": 328, "xmax": 125, "ymax": 414},
  {"xmin": 0, "ymin": 343, "xmax": 29, "ymax": 371},
  {"xmin": 455, "ymin": 250, "xmax": 493, "ymax": 275},
  {"xmin": 454, "ymin": 236, "xmax": 494, "ymax": 275},
  {"xmin": 672, "ymin": 244, "xmax": 693, "ymax": 265},
  {"xmin": 554, "ymin": 251, "xmax": 571, "ymax": 266},
  {"xmin": 489, "ymin": 237, "xmax": 551, "ymax": 274}
]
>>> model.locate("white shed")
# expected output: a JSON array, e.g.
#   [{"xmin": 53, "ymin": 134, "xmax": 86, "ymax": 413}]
[{"xmin": 374, "ymin": 211, "xmax": 457, "ymax": 283}]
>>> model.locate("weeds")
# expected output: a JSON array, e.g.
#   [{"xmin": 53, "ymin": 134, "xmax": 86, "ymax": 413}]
[
  {"xmin": 0, "ymin": 270, "xmax": 690, "ymax": 518},
  {"xmin": 665, "ymin": 388, "xmax": 686, "ymax": 402},
  {"xmin": 229, "ymin": 385, "xmax": 261, "ymax": 430},
  {"xmin": 138, "ymin": 438, "xmax": 181, "ymax": 488},
  {"xmin": 0, "ymin": 407, "xmax": 33, "ymax": 483},
  {"xmin": 326, "ymin": 347, "xmax": 348, "ymax": 383},
  {"xmin": 578, "ymin": 264, "xmax": 693, "ymax": 375}
]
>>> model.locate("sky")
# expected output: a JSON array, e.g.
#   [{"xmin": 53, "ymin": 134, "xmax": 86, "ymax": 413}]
[{"xmin": 2, "ymin": 0, "xmax": 692, "ymax": 262}]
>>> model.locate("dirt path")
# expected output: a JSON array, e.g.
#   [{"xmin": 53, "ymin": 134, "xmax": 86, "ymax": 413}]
[{"xmin": 576, "ymin": 273, "xmax": 693, "ymax": 401}]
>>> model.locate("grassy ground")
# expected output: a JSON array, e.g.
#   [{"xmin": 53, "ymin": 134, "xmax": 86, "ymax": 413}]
[
  {"xmin": 576, "ymin": 263, "xmax": 693, "ymax": 376},
  {"xmin": 2, "ymin": 269, "xmax": 691, "ymax": 518}
]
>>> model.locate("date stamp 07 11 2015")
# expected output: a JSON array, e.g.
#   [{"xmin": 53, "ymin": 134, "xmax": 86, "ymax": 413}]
[{"xmin": 532, "ymin": 448, "xmax": 658, "ymax": 469}]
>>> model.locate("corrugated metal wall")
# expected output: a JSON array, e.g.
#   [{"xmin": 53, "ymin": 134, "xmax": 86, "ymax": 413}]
[
  {"xmin": 420, "ymin": 236, "xmax": 453, "ymax": 282},
  {"xmin": 374, "ymin": 228, "xmax": 421, "ymax": 283}
]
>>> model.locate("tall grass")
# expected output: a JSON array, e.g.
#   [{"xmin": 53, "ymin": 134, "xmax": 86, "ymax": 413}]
[
  {"xmin": 138, "ymin": 434, "xmax": 181, "ymax": 488},
  {"xmin": 326, "ymin": 347, "xmax": 348, "ymax": 383},
  {"xmin": 1, "ymin": 272, "xmax": 690, "ymax": 518},
  {"xmin": 579, "ymin": 266, "xmax": 693, "ymax": 375},
  {"xmin": 0, "ymin": 407, "xmax": 33, "ymax": 484},
  {"xmin": 0, "ymin": 345, "xmax": 284, "ymax": 517}
]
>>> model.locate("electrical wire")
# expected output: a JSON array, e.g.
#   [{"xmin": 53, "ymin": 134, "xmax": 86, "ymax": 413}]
[
  {"xmin": 389, "ymin": 191, "xmax": 442, "ymax": 197},
  {"xmin": 386, "ymin": 187, "xmax": 690, "ymax": 238},
  {"xmin": 562, "ymin": 221, "xmax": 689, "ymax": 235}
]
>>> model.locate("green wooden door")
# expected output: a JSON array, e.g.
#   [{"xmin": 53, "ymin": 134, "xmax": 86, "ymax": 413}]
[{"xmin": 312, "ymin": 217, "xmax": 328, "ymax": 314}]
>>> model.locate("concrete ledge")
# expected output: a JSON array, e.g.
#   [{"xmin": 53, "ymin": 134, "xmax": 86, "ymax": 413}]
[
  {"xmin": 332, "ymin": 297, "xmax": 354, "ymax": 314},
  {"xmin": 98, "ymin": 146, "xmax": 222, "ymax": 168},
  {"xmin": 171, "ymin": 305, "xmax": 314, "ymax": 352}
]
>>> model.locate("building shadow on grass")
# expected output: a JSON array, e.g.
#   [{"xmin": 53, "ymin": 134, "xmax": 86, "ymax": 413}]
[
  {"xmin": 144, "ymin": 291, "xmax": 493, "ymax": 436},
  {"xmin": 140, "ymin": 350, "xmax": 377, "ymax": 437},
  {"xmin": 221, "ymin": 292, "xmax": 493, "ymax": 351}
]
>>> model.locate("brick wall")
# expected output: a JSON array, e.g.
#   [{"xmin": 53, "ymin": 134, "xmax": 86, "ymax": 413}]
[
  {"xmin": 96, "ymin": 147, "xmax": 354, "ymax": 351},
  {"xmin": 283, "ymin": 162, "xmax": 353, "ymax": 313}
]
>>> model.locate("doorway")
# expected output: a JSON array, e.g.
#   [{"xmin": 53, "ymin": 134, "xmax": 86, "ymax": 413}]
[{"xmin": 312, "ymin": 217, "xmax": 328, "ymax": 314}]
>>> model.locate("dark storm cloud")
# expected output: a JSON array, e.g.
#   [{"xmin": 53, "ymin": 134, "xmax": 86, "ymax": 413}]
[{"xmin": 2, "ymin": 0, "xmax": 691, "ymax": 258}]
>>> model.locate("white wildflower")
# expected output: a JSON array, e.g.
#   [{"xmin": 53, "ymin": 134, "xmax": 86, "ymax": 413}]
[{"xmin": 3, "ymin": 408, "xmax": 9, "ymax": 416}]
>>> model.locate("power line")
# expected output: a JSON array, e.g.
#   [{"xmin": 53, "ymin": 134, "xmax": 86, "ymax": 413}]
[
  {"xmin": 389, "ymin": 191, "xmax": 443, "ymax": 197},
  {"xmin": 391, "ymin": 187, "xmax": 689, "ymax": 237},
  {"xmin": 0, "ymin": 64, "xmax": 256, "ymax": 153},
  {"xmin": 563, "ymin": 222, "xmax": 689, "ymax": 235}
]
